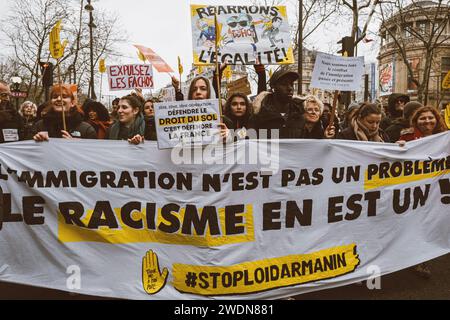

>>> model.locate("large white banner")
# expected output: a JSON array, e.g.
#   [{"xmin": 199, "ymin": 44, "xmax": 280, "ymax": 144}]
[
  {"xmin": 191, "ymin": 5, "xmax": 295, "ymax": 65},
  {"xmin": 0, "ymin": 133, "xmax": 449, "ymax": 300}
]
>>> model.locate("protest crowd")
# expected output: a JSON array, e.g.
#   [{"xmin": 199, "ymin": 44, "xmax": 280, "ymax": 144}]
[
  {"xmin": 1, "ymin": 64, "xmax": 448, "ymax": 280},
  {"xmin": 0, "ymin": 2, "xmax": 449, "ymax": 301}
]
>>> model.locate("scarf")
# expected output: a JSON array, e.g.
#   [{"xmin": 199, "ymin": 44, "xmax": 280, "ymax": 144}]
[
  {"xmin": 352, "ymin": 117, "xmax": 384, "ymax": 142},
  {"xmin": 108, "ymin": 113, "xmax": 145, "ymax": 140}
]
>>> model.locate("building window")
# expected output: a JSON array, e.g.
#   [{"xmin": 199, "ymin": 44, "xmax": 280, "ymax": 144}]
[
  {"xmin": 403, "ymin": 23, "xmax": 413, "ymax": 38},
  {"xmin": 416, "ymin": 20, "xmax": 429, "ymax": 36}
]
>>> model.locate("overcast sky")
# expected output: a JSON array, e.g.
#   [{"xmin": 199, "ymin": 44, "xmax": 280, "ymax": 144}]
[{"xmin": 1, "ymin": 0, "xmax": 381, "ymax": 99}]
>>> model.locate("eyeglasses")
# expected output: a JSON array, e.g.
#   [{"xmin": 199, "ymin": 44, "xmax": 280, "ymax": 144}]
[
  {"xmin": 305, "ymin": 108, "xmax": 321, "ymax": 114},
  {"xmin": 228, "ymin": 21, "xmax": 249, "ymax": 28}
]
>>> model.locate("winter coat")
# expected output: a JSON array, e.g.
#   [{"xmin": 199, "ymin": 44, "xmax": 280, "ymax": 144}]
[
  {"xmin": 385, "ymin": 118, "xmax": 409, "ymax": 143},
  {"xmin": 250, "ymin": 91, "xmax": 305, "ymax": 138},
  {"xmin": 144, "ymin": 116, "xmax": 157, "ymax": 141},
  {"xmin": 0, "ymin": 102, "xmax": 24, "ymax": 143},
  {"xmin": 21, "ymin": 116, "xmax": 37, "ymax": 141},
  {"xmin": 33, "ymin": 108, "xmax": 96, "ymax": 139},
  {"xmin": 399, "ymin": 127, "xmax": 424, "ymax": 142}
]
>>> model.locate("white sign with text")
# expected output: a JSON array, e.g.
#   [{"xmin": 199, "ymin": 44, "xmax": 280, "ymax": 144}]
[{"xmin": 311, "ymin": 53, "xmax": 364, "ymax": 91}]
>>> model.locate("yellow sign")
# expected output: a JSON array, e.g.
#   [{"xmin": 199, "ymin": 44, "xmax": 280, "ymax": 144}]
[
  {"xmin": 442, "ymin": 71, "xmax": 450, "ymax": 89},
  {"xmin": 445, "ymin": 103, "xmax": 450, "ymax": 129},
  {"xmin": 227, "ymin": 77, "xmax": 251, "ymax": 96},
  {"xmin": 223, "ymin": 65, "xmax": 232, "ymax": 81},
  {"xmin": 173, "ymin": 244, "xmax": 359, "ymax": 295},
  {"xmin": 99, "ymin": 59, "xmax": 106, "ymax": 73},
  {"xmin": 49, "ymin": 20, "xmax": 68, "ymax": 59}
]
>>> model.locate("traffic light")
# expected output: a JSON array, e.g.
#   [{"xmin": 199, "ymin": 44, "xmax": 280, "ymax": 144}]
[
  {"xmin": 39, "ymin": 61, "xmax": 54, "ymax": 87},
  {"xmin": 337, "ymin": 36, "xmax": 355, "ymax": 57}
]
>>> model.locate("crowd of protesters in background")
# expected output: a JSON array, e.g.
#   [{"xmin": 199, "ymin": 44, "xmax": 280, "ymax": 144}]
[{"xmin": 0, "ymin": 67, "xmax": 448, "ymax": 148}]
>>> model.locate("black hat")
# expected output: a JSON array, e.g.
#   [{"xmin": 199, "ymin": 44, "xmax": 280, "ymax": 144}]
[{"xmin": 269, "ymin": 69, "xmax": 299, "ymax": 88}]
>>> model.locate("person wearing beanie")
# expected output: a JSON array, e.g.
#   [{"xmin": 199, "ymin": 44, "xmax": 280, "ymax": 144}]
[
  {"xmin": 251, "ymin": 68, "xmax": 305, "ymax": 138},
  {"xmin": 385, "ymin": 101, "xmax": 423, "ymax": 142},
  {"xmin": 33, "ymin": 84, "xmax": 96, "ymax": 141}
]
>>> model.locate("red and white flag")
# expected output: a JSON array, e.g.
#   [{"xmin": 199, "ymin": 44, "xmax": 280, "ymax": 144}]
[{"xmin": 133, "ymin": 44, "xmax": 174, "ymax": 73}]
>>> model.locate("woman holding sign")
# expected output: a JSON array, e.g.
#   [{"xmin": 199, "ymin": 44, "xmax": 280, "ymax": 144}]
[
  {"xmin": 33, "ymin": 84, "xmax": 96, "ymax": 141},
  {"xmin": 172, "ymin": 75, "xmax": 229, "ymax": 139},
  {"xmin": 106, "ymin": 94, "xmax": 154, "ymax": 144}
]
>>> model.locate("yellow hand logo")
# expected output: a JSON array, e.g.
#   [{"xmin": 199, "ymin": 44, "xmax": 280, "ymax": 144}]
[
  {"xmin": 142, "ymin": 250, "xmax": 168, "ymax": 295},
  {"xmin": 49, "ymin": 20, "xmax": 68, "ymax": 59}
]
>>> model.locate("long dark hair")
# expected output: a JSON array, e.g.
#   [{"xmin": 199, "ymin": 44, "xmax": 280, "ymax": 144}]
[
  {"xmin": 224, "ymin": 93, "xmax": 253, "ymax": 128},
  {"xmin": 224, "ymin": 93, "xmax": 252, "ymax": 119},
  {"xmin": 188, "ymin": 76, "xmax": 211, "ymax": 100},
  {"xmin": 82, "ymin": 99, "xmax": 110, "ymax": 122}
]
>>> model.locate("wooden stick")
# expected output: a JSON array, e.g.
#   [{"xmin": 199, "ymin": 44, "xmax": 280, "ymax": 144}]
[
  {"xmin": 56, "ymin": 60, "xmax": 67, "ymax": 132},
  {"xmin": 328, "ymin": 90, "xmax": 339, "ymax": 132},
  {"xmin": 214, "ymin": 12, "xmax": 223, "ymax": 117}
]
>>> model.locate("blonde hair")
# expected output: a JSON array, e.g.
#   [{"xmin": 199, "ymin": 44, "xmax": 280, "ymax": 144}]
[
  {"xmin": 19, "ymin": 101, "xmax": 37, "ymax": 117},
  {"xmin": 303, "ymin": 95, "xmax": 324, "ymax": 114}
]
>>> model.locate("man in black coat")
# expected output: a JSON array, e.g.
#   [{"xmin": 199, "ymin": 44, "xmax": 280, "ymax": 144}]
[
  {"xmin": 0, "ymin": 81, "xmax": 24, "ymax": 143},
  {"xmin": 251, "ymin": 68, "xmax": 305, "ymax": 138}
]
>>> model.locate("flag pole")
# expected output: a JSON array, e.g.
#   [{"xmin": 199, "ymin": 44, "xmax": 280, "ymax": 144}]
[
  {"xmin": 328, "ymin": 90, "xmax": 339, "ymax": 133},
  {"xmin": 214, "ymin": 11, "xmax": 223, "ymax": 116},
  {"xmin": 56, "ymin": 59, "xmax": 67, "ymax": 132}
]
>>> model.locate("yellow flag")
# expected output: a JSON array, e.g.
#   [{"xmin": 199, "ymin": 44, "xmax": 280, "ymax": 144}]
[
  {"xmin": 443, "ymin": 71, "xmax": 450, "ymax": 89},
  {"xmin": 137, "ymin": 50, "xmax": 147, "ymax": 62},
  {"xmin": 445, "ymin": 103, "xmax": 450, "ymax": 129},
  {"xmin": 223, "ymin": 65, "xmax": 232, "ymax": 80},
  {"xmin": 215, "ymin": 16, "xmax": 222, "ymax": 46},
  {"xmin": 49, "ymin": 20, "xmax": 68, "ymax": 59},
  {"xmin": 178, "ymin": 56, "xmax": 183, "ymax": 75},
  {"xmin": 197, "ymin": 66, "xmax": 204, "ymax": 74},
  {"xmin": 99, "ymin": 58, "xmax": 106, "ymax": 73}
]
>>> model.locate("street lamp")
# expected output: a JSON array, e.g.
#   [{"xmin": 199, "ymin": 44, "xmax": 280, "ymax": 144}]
[
  {"xmin": 85, "ymin": 0, "xmax": 97, "ymax": 100},
  {"xmin": 10, "ymin": 75, "xmax": 22, "ymax": 110}
]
